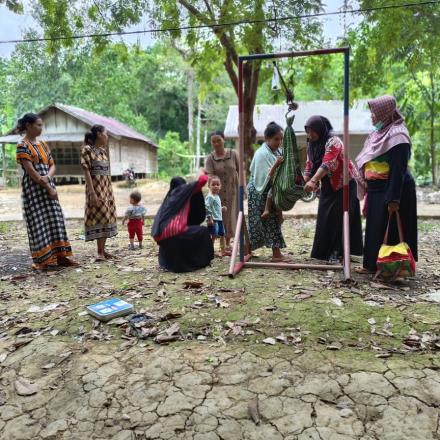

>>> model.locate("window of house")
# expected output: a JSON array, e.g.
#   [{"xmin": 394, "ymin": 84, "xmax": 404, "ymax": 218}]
[{"xmin": 52, "ymin": 146, "xmax": 80, "ymax": 165}]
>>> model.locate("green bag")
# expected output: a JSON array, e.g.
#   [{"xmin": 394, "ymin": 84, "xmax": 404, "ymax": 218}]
[{"xmin": 272, "ymin": 115, "xmax": 307, "ymax": 211}]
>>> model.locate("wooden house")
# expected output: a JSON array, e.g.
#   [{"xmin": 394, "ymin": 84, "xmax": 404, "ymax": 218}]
[{"xmin": 0, "ymin": 103, "xmax": 158, "ymax": 182}]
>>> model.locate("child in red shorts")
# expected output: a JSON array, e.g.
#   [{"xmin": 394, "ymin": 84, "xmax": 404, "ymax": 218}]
[{"xmin": 122, "ymin": 191, "xmax": 146, "ymax": 250}]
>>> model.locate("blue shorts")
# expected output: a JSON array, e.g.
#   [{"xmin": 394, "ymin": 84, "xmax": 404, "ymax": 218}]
[{"xmin": 208, "ymin": 220, "xmax": 225, "ymax": 237}]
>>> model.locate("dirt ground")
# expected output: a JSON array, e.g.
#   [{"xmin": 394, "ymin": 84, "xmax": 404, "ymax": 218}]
[
  {"xmin": 2, "ymin": 180, "xmax": 440, "ymax": 221},
  {"xmin": 0, "ymin": 218, "xmax": 439, "ymax": 439},
  {"xmin": 0, "ymin": 180, "xmax": 169, "ymax": 221}
]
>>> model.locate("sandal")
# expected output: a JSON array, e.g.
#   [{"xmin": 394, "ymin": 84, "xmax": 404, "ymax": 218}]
[
  {"xmin": 32, "ymin": 262, "xmax": 59, "ymax": 271},
  {"xmin": 57, "ymin": 257, "xmax": 80, "ymax": 267},
  {"xmin": 95, "ymin": 255, "xmax": 106, "ymax": 262}
]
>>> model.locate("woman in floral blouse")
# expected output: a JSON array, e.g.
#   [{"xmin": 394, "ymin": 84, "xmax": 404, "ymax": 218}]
[{"xmin": 303, "ymin": 115, "xmax": 363, "ymax": 262}]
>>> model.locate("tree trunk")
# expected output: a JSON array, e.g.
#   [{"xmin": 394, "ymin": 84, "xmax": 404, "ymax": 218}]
[
  {"xmin": 242, "ymin": 61, "xmax": 260, "ymax": 161},
  {"xmin": 187, "ymin": 67, "xmax": 195, "ymax": 148}
]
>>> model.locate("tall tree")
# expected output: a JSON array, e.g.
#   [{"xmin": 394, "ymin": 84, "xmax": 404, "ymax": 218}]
[
  {"xmin": 149, "ymin": 1, "xmax": 323, "ymax": 158},
  {"xmin": 9, "ymin": 0, "xmax": 323, "ymax": 159},
  {"xmin": 350, "ymin": 0, "xmax": 440, "ymax": 185}
]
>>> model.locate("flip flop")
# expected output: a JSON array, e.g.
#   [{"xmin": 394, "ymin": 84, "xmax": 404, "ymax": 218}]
[{"xmin": 57, "ymin": 257, "xmax": 80, "ymax": 267}]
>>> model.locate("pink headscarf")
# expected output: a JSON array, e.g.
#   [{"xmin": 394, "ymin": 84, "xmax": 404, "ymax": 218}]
[{"xmin": 356, "ymin": 95, "xmax": 411, "ymax": 171}]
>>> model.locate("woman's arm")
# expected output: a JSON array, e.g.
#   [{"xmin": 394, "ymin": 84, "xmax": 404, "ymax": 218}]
[
  {"xmin": 303, "ymin": 154, "xmax": 312, "ymax": 182},
  {"xmin": 82, "ymin": 166, "xmax": 100, "ymax": 207},
  {"xmin": 268, "ymin": 156, "xmax": 284, "ymax": 178},
  {"xmin": 48, "ymin": 163, "xmax": 56, "ymax": 178},
  {"xmin": 304, "ymin": 167, "xmax": 327, "ymax": 192},
  {"xmin": 20, "ymin": 159, "xmax": 58, "ymax": 199}
]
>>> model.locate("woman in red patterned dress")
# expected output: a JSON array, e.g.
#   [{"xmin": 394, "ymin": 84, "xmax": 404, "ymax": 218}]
[{"xmin": 303, "ymin": 115, "xmax": 363, "ymax": 262}]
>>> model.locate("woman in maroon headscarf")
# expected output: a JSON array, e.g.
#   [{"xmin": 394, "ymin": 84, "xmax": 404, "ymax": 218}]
[{"xmin": 355, "ymin": 95, "xmax": 417, "ymax": 274}]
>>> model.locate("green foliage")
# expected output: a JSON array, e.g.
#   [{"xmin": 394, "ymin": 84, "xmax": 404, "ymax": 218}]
[
  {"xmin": 158, "ymin": 131, "xmax": 191, "ymax": 178},
  {"xmin": 0, "ymin": 41, "xmax": 195, "ymax": 141},
  {"xmin": 350, "ymin": 0, "xmax": 440, "ymax": 184},
  {"xmin": 0, "ymin": 0, "xmax": 23, "ymax": 13}
]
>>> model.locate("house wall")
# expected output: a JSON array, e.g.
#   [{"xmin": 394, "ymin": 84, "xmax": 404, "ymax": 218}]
[
  {"xmin": 109, "ymin": 139, "xmax": 158, "ymax": 176},
  {"xmin": 44, "ymin": 108, "xmax": 89, "ymax": 135}
]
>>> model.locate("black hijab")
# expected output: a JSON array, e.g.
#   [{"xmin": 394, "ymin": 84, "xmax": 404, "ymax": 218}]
[
  {"xmin": 305, "ymin": 115, "xmax": 333, "ymax": 176},
  {"xmin": 151, "ymin": 176, "xmax": 206, "ymax": 240}
]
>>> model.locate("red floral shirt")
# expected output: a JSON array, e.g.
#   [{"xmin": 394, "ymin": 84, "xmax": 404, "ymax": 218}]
[{"xmin": 304, "ymin": 136, "xmax": 358, "ymax": 191}]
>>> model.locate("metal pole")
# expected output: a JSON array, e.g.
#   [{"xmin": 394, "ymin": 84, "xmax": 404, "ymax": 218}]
[
  {"xmin": 229, "ymin": 211, "xmax": 243, "ymax": 277},
  {"xmin": 245, "ymin": 262, "xmax": 343, "ymax": 271},
  {"xmin": 229, "ymin": 47, "xmax": 351, "ymax": 280},
  {"xmin": 238, "ymin": 59, "xmax": 245, "ymax": 263},
  {"xmin": 342, "ymin": 48, "xmax": 351, "ymax": 280},
  {"xmin": 241, "ymin": 47, "xmax": 349, "ymax": 62}
]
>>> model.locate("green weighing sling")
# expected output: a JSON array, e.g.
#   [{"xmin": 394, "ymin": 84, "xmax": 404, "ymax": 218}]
[{"xmin": 272, "ymin": 113, "xmax": 307, "ymax": 211}]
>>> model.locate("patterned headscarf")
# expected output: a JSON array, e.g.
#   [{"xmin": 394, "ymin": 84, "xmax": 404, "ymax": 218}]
[{"xmin": 356, "ymin": 95, "xmax": 411, "ymax": 170}]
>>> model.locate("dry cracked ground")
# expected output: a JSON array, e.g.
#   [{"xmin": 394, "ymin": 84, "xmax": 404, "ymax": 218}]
[{"xmin": 0, "ymin": 219, "xmax": 440, "ymax": 440}]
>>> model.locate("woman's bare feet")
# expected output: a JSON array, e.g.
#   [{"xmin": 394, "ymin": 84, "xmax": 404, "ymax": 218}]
[
  {"xmin": 272, "ymin": 247, "xmax": 284, "ymax": 262},
  {"xmin": 104, "ymin": 251, "xmax": 115, "ymax": 259},
  {"xmin": 95, "ymin": 254, "xmax": 106, "ymax": 262}
]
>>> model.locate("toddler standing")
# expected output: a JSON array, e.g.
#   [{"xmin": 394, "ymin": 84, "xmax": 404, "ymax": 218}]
[
  {"xmin": 122, "ymin": 191, "xmax": 146, "ymax": 250},
  {"xmin": 205, "ymin": 176, "xmax": 227, "ymax": 256}
]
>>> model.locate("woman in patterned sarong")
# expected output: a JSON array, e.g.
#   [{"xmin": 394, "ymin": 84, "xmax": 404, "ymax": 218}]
[
  {"xmin": 16, "ymin": 113, "xmax": 78, "ymax": 270},
  {"xmin": 247, "ymin": 122, "xmax": 286, "ymax": 261},
  {"xmin": 81, "ymin": 125, "xmax": 117, "ymax": 260}
]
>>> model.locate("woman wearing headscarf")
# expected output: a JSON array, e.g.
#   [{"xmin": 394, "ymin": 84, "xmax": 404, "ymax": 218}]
[
  {"xmin": 303, "ymin": 115, "xmax": 363, "ymax": 262},
  {"xmin": 151, "ymin": 175, "xmax": 214, "ymax": 272},
  {"xmin": 355, "ymin": 95, "xmax": 417, "ymax": 274}
]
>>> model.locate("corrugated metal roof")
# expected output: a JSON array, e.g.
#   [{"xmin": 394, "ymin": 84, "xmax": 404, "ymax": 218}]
[
  {"xmin": 0, "ymin": 133, "xmax": 85, "ymax": 144},
  {"xmin": 0, "ymin": 103, "xmax": 158, "ymax": 148},
  {"xmin": 224, "ymin": 100, "xmax": 373, "ymax": 139},
  {"xmin": 49, "ymin": 103, "xmax": 158, "ymax": 148}
]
